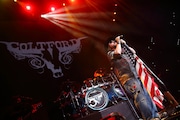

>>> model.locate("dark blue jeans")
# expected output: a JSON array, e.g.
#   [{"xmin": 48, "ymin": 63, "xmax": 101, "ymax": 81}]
[{"xmin": 123, "ymin": 78, "xmax": 159, "ymax": 119}]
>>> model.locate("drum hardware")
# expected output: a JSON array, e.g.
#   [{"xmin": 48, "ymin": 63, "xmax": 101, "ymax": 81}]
[
  {"xmin": 81, "ymin": 76, "xmax": 114, "ymax": 95},
  {"xmin": 57, "ymin": 68, "xmax": 142, "ymax": 119},
  {"xmin": 56, "ymin": 80, "xmax": 90, "ymax": 120},
  {"xmin": 83, "ymin": 70, "xmax": 133, "ymax": 111},
  {"xmin": 65, "ymin": 89, "xmax": 89, "ymax": 119},
  {"xmin": 85, "ymin": 87, "xmax": 109, "ymax": 111},
  {"xmin": 81, "ymin": 72, "xmax": 128, "ymax": 111},
  {"xmin": 84, "ymin": 84, "xmax": 126, "ymax": 111}
]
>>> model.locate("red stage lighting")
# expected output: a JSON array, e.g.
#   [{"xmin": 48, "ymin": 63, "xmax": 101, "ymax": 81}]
[
  {"xmin": 25, "ymin": 5, "xmax": 31, "ymax": 11},
  {"xmin": 62, "ymin": 3, "xmax": 66, "ymax": 6},
  {"xmin": 70, "ymin": 0, "xmax": 75, "ymax": 2},
  {"xmin": 50, "ymin": 7, "xmax": 55, "ymax": 12},
  {"xmin": 23, "ymin": 3, "xmax": 34, "ymax": 12},
  {"xmin": 22, "ymin": 3, "xmax": 36, "ymax": 17}
]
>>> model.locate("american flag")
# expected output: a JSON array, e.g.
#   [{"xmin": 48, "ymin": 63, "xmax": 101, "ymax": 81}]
[{"xmin": 122, "ymin": 44, "xmax": 164, "ymax": 109}]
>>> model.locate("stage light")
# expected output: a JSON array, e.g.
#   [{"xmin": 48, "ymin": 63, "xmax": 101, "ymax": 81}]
[
  {"xmin": 41, "ymin": 14, "xmax": 47, "ymax": 18},
  {"xmin": 25, "ymin": 5, "xmax": 31, "ymax": 11},
  {"xmin": 63, "ymin": 3, "xmax": 66, "ymax": 6},
  {"xmin": 14, "ymin": 0, "xmax": 17, "ymax": 2},
  {"xmin": 50, "ymin": 7, "xmax": 55, "ymax": 12},
  {"xmin": 70, "ymin": 0, "xmax": 75, "ymax": 2}
]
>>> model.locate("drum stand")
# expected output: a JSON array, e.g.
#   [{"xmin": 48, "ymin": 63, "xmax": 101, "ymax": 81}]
[
  {"xmin": 58, "ymin": 88, "xmax": 82, "ymax": 120},
  {"xmin": 110, "ymin": 70, "xmax": 142, "ymax": 119}
]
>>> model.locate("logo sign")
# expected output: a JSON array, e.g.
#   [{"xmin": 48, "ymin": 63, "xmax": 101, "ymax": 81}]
[{"xmin": 0, "ymin": 37, "xmax": 87, "ymax": 78}]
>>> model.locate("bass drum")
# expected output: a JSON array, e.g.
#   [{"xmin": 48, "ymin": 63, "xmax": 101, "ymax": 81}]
[{"xmin": 85, "ymin": 87, "xmax": 109, "ymax": 111}]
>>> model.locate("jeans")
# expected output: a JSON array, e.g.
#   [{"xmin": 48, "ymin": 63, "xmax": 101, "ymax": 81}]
[{"xmin": 123, "ymin": 78, "xmax": 159, "ymax": 119}]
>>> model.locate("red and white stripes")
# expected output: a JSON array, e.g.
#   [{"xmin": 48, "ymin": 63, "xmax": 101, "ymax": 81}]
[{"xmin": 135, "ymin": 55, "xmax": 164, "ymax": 109}]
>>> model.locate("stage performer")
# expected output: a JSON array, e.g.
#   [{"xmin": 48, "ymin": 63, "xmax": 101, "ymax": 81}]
[{"xmin": 106, "ymin": 35, "xmax": 160, "ymax": 120}]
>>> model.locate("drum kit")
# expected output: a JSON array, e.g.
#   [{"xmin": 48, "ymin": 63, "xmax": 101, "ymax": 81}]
[{"xmin": 57, "ymin": 68, "xmax": 127, "ymax": 120}]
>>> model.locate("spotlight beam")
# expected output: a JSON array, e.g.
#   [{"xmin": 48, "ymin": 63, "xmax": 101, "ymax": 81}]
[{"xmin": 41, "ymin": 4, "xmax": 119, "ymax": 41}]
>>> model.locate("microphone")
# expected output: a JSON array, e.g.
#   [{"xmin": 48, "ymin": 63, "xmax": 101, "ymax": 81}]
[
  {"xmin": 116, "ymin": 35, "xmax": 124, "ymax": 39},
  {"xmin": 119, "ymin": 35, "xmax": 124, "ymax": 38},
  {"xmin": 115, "ymin": 35, "xmax": 124, "ymax": 43}
]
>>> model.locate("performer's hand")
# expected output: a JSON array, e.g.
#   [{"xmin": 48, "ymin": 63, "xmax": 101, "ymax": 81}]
[
  {"xmin": 115, "ymin": 36, "xmax": 121, "ymax": 43},
  {"xmin": 115, "ymin": 36, "xmax": 126, "ymax": 44},
  {"xmin": 120, "ymin": 39, "xmax": 126, "ymax": 44}
]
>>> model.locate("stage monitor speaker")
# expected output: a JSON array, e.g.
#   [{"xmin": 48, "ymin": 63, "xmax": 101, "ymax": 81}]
[{"xmin": 78, "ymin": 100, "xmax": 139, "ymax": 120}]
